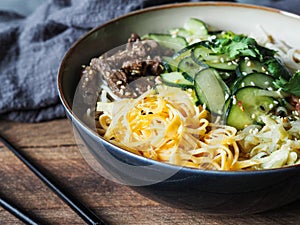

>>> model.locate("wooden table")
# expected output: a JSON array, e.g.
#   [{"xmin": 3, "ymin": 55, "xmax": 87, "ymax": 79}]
[{"xmin": 1, "ymin": 118, "xmax": 300, "ymax": 225}]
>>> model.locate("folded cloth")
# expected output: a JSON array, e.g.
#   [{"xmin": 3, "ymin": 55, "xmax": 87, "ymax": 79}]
[{"xmin": 0, "ymin": 0, "xmax": 185, "ymax": 122}]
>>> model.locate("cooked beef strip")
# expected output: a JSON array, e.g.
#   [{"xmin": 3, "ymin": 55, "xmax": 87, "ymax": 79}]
[{"xmin": 80, "ymin": 33, "xmax": 172, "ymax": 102}]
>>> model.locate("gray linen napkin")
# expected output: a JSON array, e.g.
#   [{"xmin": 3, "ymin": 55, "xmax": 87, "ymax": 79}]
[{"xmin": 0, "ymin": 0, "xmax": 179, "ymax": 122}]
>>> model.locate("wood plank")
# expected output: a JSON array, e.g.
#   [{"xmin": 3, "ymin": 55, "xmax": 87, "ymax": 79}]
[{"xmin": 1, "ymin": 119, "xmax": 300, "ymax": 224}]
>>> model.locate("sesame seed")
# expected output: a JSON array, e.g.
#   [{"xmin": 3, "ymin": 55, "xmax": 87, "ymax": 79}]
[
  {"xmin": 247, "ymin": 61, "xmax": 252, "ymax": 67},
  {"xmin": 155, "ymin": 76, "xmax": 162, "ymax": 84},
  {"xmin": 120, "ymin": 85, "xmax": 126, "ymax": 89},
  {"xmin": 232, "ymin": 95, "xmax": 237, "ymax": 105},
  {"xmin": 250, "ymin": 81, "xmax": 255, "ymax": 86},
  {"xmin": 125, "ymin": 92, "xmax": 131, "ymax": 96},
  {"xmin": 116, "ymin": 81, "xmax": 122, "ymax": 85}
]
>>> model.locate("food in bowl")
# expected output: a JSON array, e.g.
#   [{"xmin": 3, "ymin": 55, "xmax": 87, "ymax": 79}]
[{"xmin": 79, "ymin": 17, "xmax": 300, "ymax": 171}]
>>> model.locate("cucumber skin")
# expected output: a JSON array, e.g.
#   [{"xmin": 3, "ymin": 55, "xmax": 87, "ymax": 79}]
[{"xmin": 160, "ymin": 72, "xmax": 194, "ymax": 89}]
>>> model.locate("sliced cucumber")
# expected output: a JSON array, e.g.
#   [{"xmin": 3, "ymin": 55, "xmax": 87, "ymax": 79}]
[
  {"xmin": 206, "ymin": 61, "xmax": 237, "ymax": 71},
  {"xmin": 232, "ymin": 72, "xmax": 275, "ymax": 92},
  {"xmin": 191, "ymin": 43, "xmax": 214, "ymax": 63},
  {"xmin": 226, "ymin": 87, "xmax": 277, "ymax": 130},
  {"xmin": 236, "ymin": 58, "xmax": 268, "ymax": 77},
  {"xmin": 193, "ymin": 45, "xmax": 231, "ymax": 62},
  {"xmin": 184, "ymin": 18, "xmax": 208, "ymax": 36},
  {"xmin": 146, "ymin": 33, "xmax": 188, "ymax": 52},
  {"xmin": 160, "ymin": 71, "xmax": 194, "ymax": 89},
  {"xmin": 222, "ymin": 97, "xmax": 232, "ymax": 121},
  {"xmin": 170, "ymin": 43, "xmax": 204, "ymax": 74},
  {"xmin": 172, "ymin": 41, "xmax": 202, "ymax": 61},
  {"xmin": 178, "ymin": 56, "xmax": 206, "ymax": 81},
  {"xmin": 194, "ymin": 68, "xmax": 230, "ymax": 114},
  {"xmin": 171, "ymin": 45, "xmax": 194, "ymax": 70},
  {"xmin": 162, "ymin": 56, "xmax": 177, "ymax": 72},
  {"xmin": 192, "ymin": 44, "xmax": 236, "ymax": 70},
  {"xmin": 169, "ymin": 27, "xmax": 192, "ymax": 39}
]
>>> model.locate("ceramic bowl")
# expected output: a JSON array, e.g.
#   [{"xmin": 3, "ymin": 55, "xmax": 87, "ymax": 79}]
[{"xmin": 58, "ymin": 2, "xmax": 300, "ymax": 215}]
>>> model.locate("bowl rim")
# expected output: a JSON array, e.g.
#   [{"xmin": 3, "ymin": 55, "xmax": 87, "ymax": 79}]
[{"xmin": 57, "ymin": 1, "xmax": 300, "ymax": 175}]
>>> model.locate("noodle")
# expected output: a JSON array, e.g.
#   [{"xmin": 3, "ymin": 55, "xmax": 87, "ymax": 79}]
[{"xmin": 97, "ymin": 85, "xmax": 245, "ymax": 170}]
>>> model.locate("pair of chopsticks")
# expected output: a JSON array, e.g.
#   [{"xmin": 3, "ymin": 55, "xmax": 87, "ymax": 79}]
[{"xmin": 0, "ymin": 133, "xmax": 107, "ymax": 225}]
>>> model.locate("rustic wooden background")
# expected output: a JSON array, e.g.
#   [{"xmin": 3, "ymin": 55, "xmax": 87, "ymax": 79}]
[{"xmin": 1, "ymin": 119, "xmax": 300, "ymax": 225}]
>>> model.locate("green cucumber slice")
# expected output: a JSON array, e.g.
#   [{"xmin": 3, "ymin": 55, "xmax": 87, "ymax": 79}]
[
  {"xmin": 146, "ymin": 33, "xmax": 188, "ymax": 52},
  {"xmin": 178, "ymin": 56, "xmax": 207, "ymax": 81},
  {"xmin": 160, "ymin": 71, "xmax": 194, "ymax": 89},
  {"xmin": 232, "ymin": 72, "xmax": 275, "ymax": 92},
  {"xmin": 169, "ymin": 27, "xmax": 192, "ymax": 39},
  {"xmin": 195, "ymin": 68, "xmax": 230, "ymax": 114},
  {"xmin": 184, "ymin": 18, "xmax": 208, "ymax": 36},
  {"xmin": 226, "ymin": 87, "xmax": 277, "ymax": 130},
  {"xmin": 191, "ymin": 43, "xmax": 213, "ymax": 63},
  {"xmin": 206, "ymin": 61, "xmax": 237, "ymax": 71},
  {"xmin": 162, "ymin": 56, "xmax": 177, "ymax": 72},
  {"xmin": 236, "ymin": 58, "xmax": 268, "ymax": 77},
  {"xmin": 192, "ymin": 44, "xmax": 236, "ymax": 70}
]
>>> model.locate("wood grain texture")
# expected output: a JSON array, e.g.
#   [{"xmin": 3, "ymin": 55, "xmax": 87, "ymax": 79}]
[{"xmin": 1, "ymin": 119, "xmax": 300, "ymax": 225}]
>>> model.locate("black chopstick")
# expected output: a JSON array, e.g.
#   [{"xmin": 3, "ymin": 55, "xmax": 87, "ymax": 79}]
[
  {"xmin": 0, "ymin": 195, "xmax": 40, "ymax": 225},
  {"xmin": 0, "ymin": 133, "xmax": 107, "ymax": 225}
]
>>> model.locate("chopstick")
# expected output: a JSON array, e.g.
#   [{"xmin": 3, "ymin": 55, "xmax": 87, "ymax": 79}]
[
  {"xmin": 0, "ymin": 195, "xmax": 40, "ymax": 225},
  {"xmin": 0, "ymin": 133, "xmax": 107, "ymax": 225}
]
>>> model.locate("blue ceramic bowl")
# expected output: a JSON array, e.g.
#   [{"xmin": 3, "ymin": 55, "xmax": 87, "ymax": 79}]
[{"xmin": 58, "ymin": 2, "xmax": 300, "ymax": 214}]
